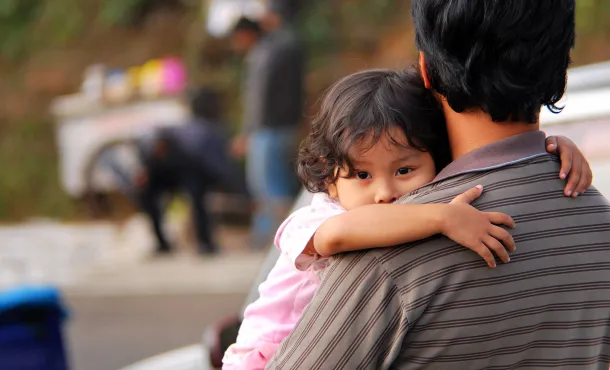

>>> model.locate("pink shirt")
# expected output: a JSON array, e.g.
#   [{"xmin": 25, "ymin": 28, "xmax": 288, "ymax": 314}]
[{"xmin": 223, "ymin": 194, "xmax": 345, "ymax": 370}]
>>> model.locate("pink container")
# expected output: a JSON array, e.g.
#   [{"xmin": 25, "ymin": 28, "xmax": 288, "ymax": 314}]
[{"xmin": 161, "ymin": 57, "xmax": 187, "ymax": 95}]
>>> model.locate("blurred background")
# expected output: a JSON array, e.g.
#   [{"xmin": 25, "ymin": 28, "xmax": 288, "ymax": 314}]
[{"xmin": 0, "ymin": 0, "xmax": 609, "ymax": 369}]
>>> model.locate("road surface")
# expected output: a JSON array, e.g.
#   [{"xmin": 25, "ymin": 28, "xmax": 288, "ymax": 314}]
[
  {"xmin": 66, "ymin": 293, "xmax": 244, "ymax": 370},
  {"xmin": 0, "ymin": 217, "xmax": 266, "ymax": 370}
]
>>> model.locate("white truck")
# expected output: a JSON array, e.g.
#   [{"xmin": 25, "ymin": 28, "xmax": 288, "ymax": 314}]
[
  {"xmin": 540, "ymin": 61, "xmax": 610, "ymax": 196},
  {"xmin": 52, "ymin": 97, "xmax": 189, "ymax": 200}
]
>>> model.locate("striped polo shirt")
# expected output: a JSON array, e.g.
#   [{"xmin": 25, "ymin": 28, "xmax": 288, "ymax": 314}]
[{"xmin": 267, "ymin": 131, "xmax": 610, "ymax": 370}]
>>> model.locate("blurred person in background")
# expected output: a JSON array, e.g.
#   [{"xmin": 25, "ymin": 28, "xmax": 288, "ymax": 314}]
[
  {"xmin": 136, "ymin": 87, "xmax": 248, "ymax": 256},
  {"xmin": 230, "ymin": 17, "xmax": 263, "ymax": 56},
  {"xmin": 231, "ymin": 0, "xmax": 305, "ymax": 250}
]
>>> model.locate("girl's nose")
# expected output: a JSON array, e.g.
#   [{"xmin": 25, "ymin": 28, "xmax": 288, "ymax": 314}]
[{"xmin": 374, "ymin": 185, "xmax": 398, "ymax": 204}]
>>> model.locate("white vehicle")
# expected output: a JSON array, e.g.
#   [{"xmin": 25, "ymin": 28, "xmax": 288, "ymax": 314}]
[
  {"xmin": 52, "ymin": 97, "xmax": 189, "ymax": 199},
  {"xmin": 540, "ymin": 61, "xmax": 610, "ymax": 196},
  {"xmin": 120, "ymin": 345, "xmax": 208, "ymax": 370}
]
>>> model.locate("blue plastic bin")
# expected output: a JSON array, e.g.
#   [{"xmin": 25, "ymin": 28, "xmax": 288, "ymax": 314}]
[{"xmin": 0, "ymin": 285, "xmax": 69, "ymax": 370}]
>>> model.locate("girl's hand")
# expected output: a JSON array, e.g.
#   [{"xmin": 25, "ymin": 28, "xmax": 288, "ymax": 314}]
[
  {"xmin": 442, "ymin": 185, "xmax": 516, "ymax": 268},
  {"xmin": 545, "ymin": 136, "xmax": 593, "ymax": 197}
]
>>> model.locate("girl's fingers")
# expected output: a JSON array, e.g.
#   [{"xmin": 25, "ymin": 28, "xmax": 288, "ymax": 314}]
[
  {"xmin": 546, "ymin": 136, "xmax": 559, "ymax": 153},
  {"xmin": 559, "ymin": 146, "xmax": 573, "ymax": 181},
  {"xmin": 451, "ymin": 185, "xmax": 484, "ymax": 204},
  {"xmin": 475, "ymin": 244, "xmax": 496, "ymax": 268},
  {"xmin": 489, "ymin": 225, "xmax": 516, "ymax": 253},
  {"xmin": 486, "ymin": 212, "xmax": 515, "ymax": 229},
  {"xmin": 565, "ymin": 157, "xmax": 582, "ymax": 197},
  {"xmin": 483, "ymin": 236, "xmax": 510, "ymax": 264}
]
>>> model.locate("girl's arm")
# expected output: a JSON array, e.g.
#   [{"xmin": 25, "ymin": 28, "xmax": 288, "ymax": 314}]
[{"xmin": 311, "ymin": 185, "xmax": 515, "ymax": 268}]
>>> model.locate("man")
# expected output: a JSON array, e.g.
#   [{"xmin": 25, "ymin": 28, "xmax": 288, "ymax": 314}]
[
  {"xmin": 137, "ymin": 88, "xmax": 247, "ymax": 256},
  {"xmin": 231, "ymin": 0, "xmax": 305, "ymax": 249},
  {"xmin": 267, "ymin": 1, "xmax": 610, "ymax": 369},
  {"xmin": 229, "ymin": 17, "xmax": 263, "ymax": 56}
]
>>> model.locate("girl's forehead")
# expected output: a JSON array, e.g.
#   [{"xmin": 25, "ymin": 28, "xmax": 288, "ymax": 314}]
[
  {"xmin": 351, "ymin": 129, "xmax": 410, "ymax": 155},
  {"xmin": 346, "ymin": 137, "xmax": 420, "ymax": 168}
]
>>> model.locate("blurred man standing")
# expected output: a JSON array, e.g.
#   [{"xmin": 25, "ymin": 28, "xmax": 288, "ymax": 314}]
[{"xmin": 231, "ymin": 0, "xmax": 305, "ymax": 249}]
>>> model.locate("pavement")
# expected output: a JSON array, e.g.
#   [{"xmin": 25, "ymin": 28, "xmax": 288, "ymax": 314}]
[
  {"xmin": 66, "ymin": 252, "xmax": 265, "ymax": 297},
  {"xmin": 0, "ymin": 216, "xmax": 267, "ymax": 296},
  {"xmin": 0, "ymin": 216, "xmax": 269, "ymax": 370},
  {"xmin": 67, "ymin": 293, "xmax": 244, "ymax": 370}
]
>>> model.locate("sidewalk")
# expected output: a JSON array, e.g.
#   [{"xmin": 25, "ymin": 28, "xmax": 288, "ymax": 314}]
[
  {"xmin": 63, "ymin": 252, "xmax": 266, "ymax": 296},
  {"xmin": 0, "ymin": 216, "xmax": 267, "ymax": 297}
]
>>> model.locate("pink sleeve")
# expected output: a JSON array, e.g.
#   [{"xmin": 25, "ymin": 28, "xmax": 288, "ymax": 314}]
[{"xmin": 274, "ymin": 198, "xmax": 345, "ymax": 271}]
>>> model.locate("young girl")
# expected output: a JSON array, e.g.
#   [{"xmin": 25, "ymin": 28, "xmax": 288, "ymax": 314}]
[{"xmin": 222, "ymin": 68, "xmax": 591, "ymax": 369}]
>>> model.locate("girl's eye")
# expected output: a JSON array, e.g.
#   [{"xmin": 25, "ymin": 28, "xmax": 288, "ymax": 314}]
[
  {"xmin": 397, "ymin": 168, "xmax": 412, "ymax": 176},
  {"xmin": 356, "ymin": 172, "xmax": 371, "ymax": 180}
]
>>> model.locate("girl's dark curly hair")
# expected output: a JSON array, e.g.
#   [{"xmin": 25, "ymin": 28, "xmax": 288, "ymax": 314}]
[{"xmin": 297, "ymin": 68, "xmax": 451, "ymax": 194}]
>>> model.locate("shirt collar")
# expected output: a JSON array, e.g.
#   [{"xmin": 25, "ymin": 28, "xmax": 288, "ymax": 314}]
[{"xmin": 434, "ymin": 130, "xmax": 548, "ymax": 182}]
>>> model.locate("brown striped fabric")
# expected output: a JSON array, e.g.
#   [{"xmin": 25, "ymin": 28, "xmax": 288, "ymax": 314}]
[{"xmin": 266, "ymin": 131, "xmax": 610, "ymax": 369}]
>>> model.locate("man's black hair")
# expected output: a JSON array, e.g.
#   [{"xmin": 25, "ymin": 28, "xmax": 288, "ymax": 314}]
[
  {"xmin": 232, "ymin": 17, "xmax": 262, "ymax": 35},
  {"xmin": 411, "ymin": 0, "xmax": 575, "ymax": 124}
]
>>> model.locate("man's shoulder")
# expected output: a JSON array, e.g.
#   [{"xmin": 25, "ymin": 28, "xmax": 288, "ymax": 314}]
[
  {"xmin": 321, "ymin": 156, "xmax": 562, "ymax": 295},
  {"xmin": 399, "ymin": 154, "xmax": 561, "ymax": 205},
  {"xmin": 327, "ymin": 249, "xmax": 393, "ymax": 276},
  {"xmin": 381, "ymin": 152, "xmax": 610, "ymax": 301},
  {"xmin": 379, "ymin": 154, "xmax": 565, "ymax": 294},
  {"xmin": 326, "ymin": 248, "xmax": 411, "ymax": 292}
]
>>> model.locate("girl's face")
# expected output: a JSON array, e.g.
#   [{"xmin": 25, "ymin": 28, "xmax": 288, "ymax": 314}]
[{"xmin": 329, "ymin": 127, "xmax": 436, "ymax": 210}]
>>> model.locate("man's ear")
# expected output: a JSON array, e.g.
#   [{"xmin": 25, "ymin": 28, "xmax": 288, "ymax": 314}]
[{"xmin": 419, "ymin": 52, "xmax": 432, "ymax": 89}]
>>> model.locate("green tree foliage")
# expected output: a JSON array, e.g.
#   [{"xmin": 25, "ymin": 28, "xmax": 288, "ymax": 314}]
[
  {"xmin": 2, "ymin": 0, "xmax": 608, "ymax": 61},
  {"xmin": 0, "ymin": 0, "xmax": 84, "ymax": 60},
  {"xmin": 0, "ymin": 116, "xmax": 77, "ymax": 220},
  {"xmin": 99, "ymin": 0, "xmax": 147, "ymax": 25},
  {"xmin": 0, "ymin": 0, "xmax": 163, "ymax": 60},
  {"xmin": 0, "ymin": 0, "xmax": 45, "ymax": 59},
  {"xmin": 577, "ymin": 0, "xmax": 610, "ymax": 36},
  {"xmin": 299, "ymin": 0, "xmax": 397, "ymax": 55}
]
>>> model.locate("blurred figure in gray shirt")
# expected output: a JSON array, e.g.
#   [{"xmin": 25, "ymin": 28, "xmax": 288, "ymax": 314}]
[{"xmin": 231, "ymin": 0, "xmax": 305, "ymax": 249}]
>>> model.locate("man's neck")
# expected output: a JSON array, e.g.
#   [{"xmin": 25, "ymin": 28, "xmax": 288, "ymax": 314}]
[{"xmin": 443, "ymin": 102, "xmax": 540, "ymax": 160}]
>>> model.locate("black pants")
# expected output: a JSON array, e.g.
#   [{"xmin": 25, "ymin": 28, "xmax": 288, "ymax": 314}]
[{"xmin": 139, "ymin": 175, "xmax": 216, "ymax": 254}]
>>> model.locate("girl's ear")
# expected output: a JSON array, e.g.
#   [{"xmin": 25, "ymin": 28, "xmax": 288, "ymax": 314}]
[
  {"xmin": 327, "ymin": 167, "xmax": 340, "ymax": 199},
  {"xmin": 328, "ymin": 183, "xmax": 338, "ymax": 199}
]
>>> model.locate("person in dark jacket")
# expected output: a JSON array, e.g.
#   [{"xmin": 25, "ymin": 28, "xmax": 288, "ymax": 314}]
[
  {"xmin": 137, "ymin": 88, "xmax": 248, "ymax": 256},
  {"xmin": 231, "ymin": 1, "xmax": 305, "ymax": 249}
]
